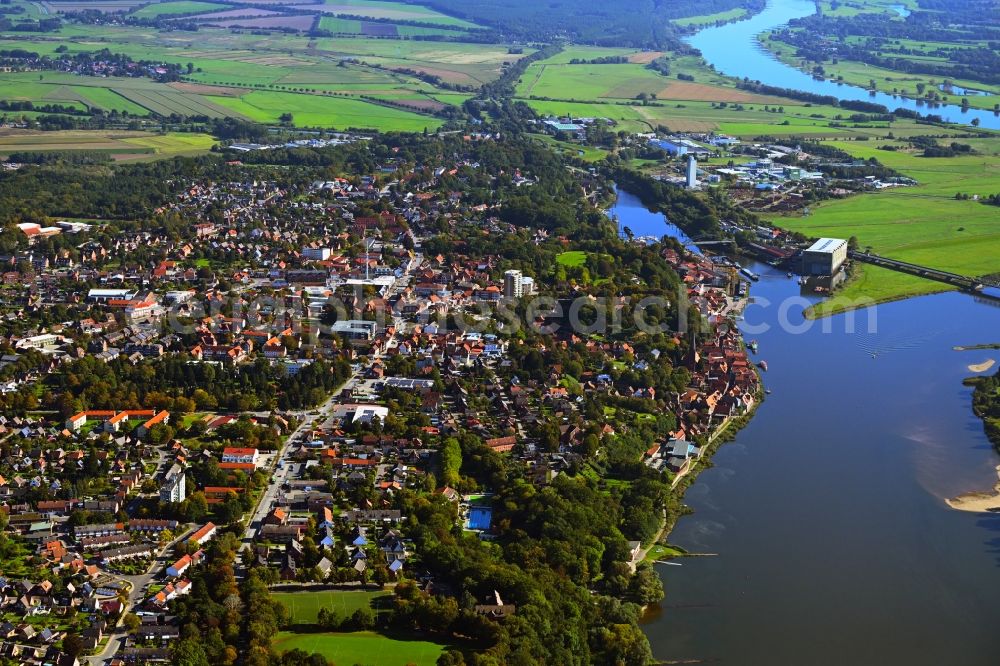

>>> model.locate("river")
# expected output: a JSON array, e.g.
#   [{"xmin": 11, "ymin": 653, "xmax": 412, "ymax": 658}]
[
  {"xmin": 614, "ymin": 191, "xmax": 1000, "ymax": 664},
  {"xmin": 684, "ymin": 0, "xmax": 1000, "ymax": 129}
]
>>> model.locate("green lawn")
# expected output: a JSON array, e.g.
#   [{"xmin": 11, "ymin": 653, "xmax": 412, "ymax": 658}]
[
  {"xmin": 555, "ymin": 251, "xmax": 588, "ymax": 267},
  {"xmin": 273, "ymin": 631, "xmax": 448, "ymax": 666},
  {"xmin": 272, "ymin": 589, "xmax": 392, "ymax": 624}
]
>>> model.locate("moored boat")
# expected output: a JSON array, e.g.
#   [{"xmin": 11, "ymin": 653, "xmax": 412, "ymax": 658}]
[{"xmin": 758, "ymin": 360, "xmax": 768, "ymax": 371}]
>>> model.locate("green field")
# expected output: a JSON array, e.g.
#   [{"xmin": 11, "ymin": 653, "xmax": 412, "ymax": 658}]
[
  {"xmin": 672, "ymin": 7, "xmax": 747, "ymax": 27},
  {"xmin": 771, "ymin": 138, "xmax": 1000, "ymax": 315},
  {"xmin": 318, "ymin": 15, "xmax": 464, "ymax": 37},
  {"xmin": 518, "ymin": 62, "xmax": 667, "ymax": 100},
  {"xmin": 210, "ymin": 91, "xmax": 440, "ymax": 131},
  {"xmin": 272, "ymin": 589, "xmax": 392, "ymax": 624},
  {"xmin": 130, "ymin": 1, "xmax": 231, "ymax": 18},
  {"xmin": 556, "ymin": 251, "xmax": 588, "ymax": 267},
  {"xmin": 273, "ymin": 631, "xmax": 448, "ymax": 666},
  {"xmin": 313, "ymin": 0, "xmax": 478, "ymax": 28},
  {"xmin": 763, "ymin": 34, "xmax": 1000, "ymax": 112},
  {"xmin": 0, "ymin": 130, "xmax": 215, "ymax": 160},
  {"xmin": 0, "ymin": 4, "xmax": 522, "ymax": 131}
]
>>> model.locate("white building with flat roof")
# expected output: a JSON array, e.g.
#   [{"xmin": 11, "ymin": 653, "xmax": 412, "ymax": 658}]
[
  {"xmin": 802, "ymin": 238, "xmax": 848, "ymax": 276},
  {"xmin": 331, "ymin": 319, "xmax": 377, "ymax": 340},
  {"xmin": 88, "ymin": 288, "xmax": 137, "ymax": 303}
]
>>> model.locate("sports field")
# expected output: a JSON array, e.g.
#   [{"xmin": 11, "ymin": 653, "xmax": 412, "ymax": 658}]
[
  {"xmin": 272, "ymin": 589, "xmax": 392, "ymax": 624},
  {"xmin": 273, "ymin": 631, "xmax": 448, "ymax": 666}
]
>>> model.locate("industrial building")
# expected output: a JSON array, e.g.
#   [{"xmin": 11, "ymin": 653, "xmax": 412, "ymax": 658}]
[{"xmin": 801, "ymin": 238, "xmax": 848, "ymax": 276}]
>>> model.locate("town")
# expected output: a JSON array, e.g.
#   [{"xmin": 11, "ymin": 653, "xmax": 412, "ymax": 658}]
[{"xmin": 0, "ymin": 129, "xmax": 773, "ymax": 665}]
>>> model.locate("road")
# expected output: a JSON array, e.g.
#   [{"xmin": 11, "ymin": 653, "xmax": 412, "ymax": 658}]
[
  {"xmin": 86, "ymin": 526, "xmax": 195, "ymax": 665},
  {"xmin": 237, "ymin": 239, "xmax": 424, "ymax": 564}
]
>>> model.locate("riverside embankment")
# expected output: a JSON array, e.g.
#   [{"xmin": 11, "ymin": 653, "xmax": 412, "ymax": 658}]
[{"xmin": 612, "ymin": 188, "xmax": 1000, "ymax": 664}]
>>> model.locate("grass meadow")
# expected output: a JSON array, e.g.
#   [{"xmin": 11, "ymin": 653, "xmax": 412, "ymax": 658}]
[{"xmin": 273, "ymin": 631, "xmax": 449, "ymax": 666}]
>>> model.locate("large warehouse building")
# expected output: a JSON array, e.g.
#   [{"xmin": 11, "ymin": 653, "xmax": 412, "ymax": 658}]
[{"xmin": 801, "ymin": 237, "xmax": 848, "ymax": 276}]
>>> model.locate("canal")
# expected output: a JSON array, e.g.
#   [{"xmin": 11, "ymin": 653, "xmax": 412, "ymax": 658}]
[{"xmin": 615, "ymin": 191, "xmax": 1000, "ymax": 664}]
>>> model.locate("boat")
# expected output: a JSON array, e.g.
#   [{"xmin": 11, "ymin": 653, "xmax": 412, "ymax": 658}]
[
  {"xmin": 748, "ymin": 339, "xmax": 759, "ymax": 353},
  {"xmin": 787, "ymin": 272, "xmax": 793, "ymax": 278},
  {"xmin": 758, "ymin": 360, "xmax": 768, "ymax": 371},
  {"xmin": 765, "ymin": 389, "xmax": 772, "ymax": 394}
]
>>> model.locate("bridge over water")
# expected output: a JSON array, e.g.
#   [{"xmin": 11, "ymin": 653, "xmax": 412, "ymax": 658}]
[{"xmin": 849, "ymin": 251, "xmax": 1000, "ymax": 302}]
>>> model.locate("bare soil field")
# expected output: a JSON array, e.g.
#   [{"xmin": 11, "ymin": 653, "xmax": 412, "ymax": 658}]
[
  {"xmin": 393, "ymin": 98, "xmax": 445, "ymax": 112},
  {"xmin": 361, "ymin": 22, "xmax": 397, "ymax": 37},
  {"xmin": 183, "ymin": 7, "xmax": 280, "ymax": 18},
  {"xmin": 43, "ymin": 0, "xmax": 143, "ymax": 11},
  {"xmin": 207, "ymin": 14, "xmax": 315, "ymax": 29},
  {"xmin": 628, "ymin": 51, "xmax": 664, "ymax": 64},
  {"xmin": 656, "ymin": 81, "xmax": 786, "ymax": 103},
  {"xmin": 386, "ymin": 65, "xmax": 477, "ymax": 86}
]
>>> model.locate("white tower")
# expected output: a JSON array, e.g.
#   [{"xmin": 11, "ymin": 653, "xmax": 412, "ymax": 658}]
[{"xmin": 686, "ymin": 155, "xmax": 698, "ymax": 188}]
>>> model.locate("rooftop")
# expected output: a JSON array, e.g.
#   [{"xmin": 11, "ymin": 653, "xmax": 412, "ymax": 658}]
[{"xmin": 805, "ymin": 238, "xmax": 847, "ymax": 254}]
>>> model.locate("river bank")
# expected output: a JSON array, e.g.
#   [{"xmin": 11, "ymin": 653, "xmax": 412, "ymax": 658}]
[
  {"xmin": 946, "ymin": 466, "xmax": 1000, "ymax": 512},
  {"xmin": 643, "ymin": 274, "xmax": 1000, "ymax": 665},
  {"xmin": 684, "ymin": 0, "xmax": 1000, "ymax": 130}
]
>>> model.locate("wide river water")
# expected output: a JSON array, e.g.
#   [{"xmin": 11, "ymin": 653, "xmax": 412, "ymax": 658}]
[
  {"xmin": 612, "ymin": 191, "xmax": 1000, "ymax": 664},
  {"xmin": 684, "ymin": 0, "xmax": 1000, "ymax": 130}
]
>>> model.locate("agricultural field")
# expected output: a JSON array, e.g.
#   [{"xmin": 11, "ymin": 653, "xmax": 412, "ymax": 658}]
[
  {"xmin": 307, "ymin": 0, "xmax": 478, "ymax": 28},
  {"xmin": 762, "ymin": 34, "xmax": 1000, "ymax": 111},
  {"xmin": 770, "ymin": 136, "xmax": 1000, "ymax": 313},
  {"xmin": 0, "ymin": 10, "xmax": 503, "ymax": 130},
  {"xmin": 813, "ymin": 0, "xmax": 917, "ymax": 18},
  {"xmin": 0, "ymin": 0, "xmax": 510, "ymax": 132},
  {"xmin": 0, "ymin": 129, "xmax": 216, "ymax": 160},
  {"xmin": 208, "ymin": 90, "xmax": 441, "ymax": 131},
  {"xmin": 272, "ymin": 631, "xmax": 449, "ymax": 666},
  {"xmin": 317, "ymin": 16, "xmax": 457, "ymax": 37},
  {"xmin": 130, "ymin": 1, "xmax": 232, "ymax": 18},
  {"xmin": 672, "ymin": 7, "xmax": 748, "ymax": 27},
  {"xmin": 516, "ymin": 47, "xmax": 790, "ymax": 106},
  {"xmin": 271, "ymin": 589, "xmax": 392, "ymax": 624}
]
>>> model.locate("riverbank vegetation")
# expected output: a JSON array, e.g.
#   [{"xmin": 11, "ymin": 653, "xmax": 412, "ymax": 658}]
[
  {"xmin": 969, "ymin": 368, "xmax": 1000, "ymax": 451},
  {"xmin": 759, "ymin": 0, "xmax": 1000, "ymax": 112}
]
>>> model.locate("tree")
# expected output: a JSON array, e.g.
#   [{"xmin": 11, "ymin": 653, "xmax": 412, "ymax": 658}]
[
  {"xmin": 61, "ymin": 634, "xmax": 84, "ymax": 657},
  {"xmin": 123, "ymin": 612, "xmax": 142, "ymax": 633},
  {"xmin": 171, "ymin": 637, "xmax": 210, "ymax": 666},
  {"xmin": 627, "ymin": 563, "xmax": 664, "ymax": 605}
]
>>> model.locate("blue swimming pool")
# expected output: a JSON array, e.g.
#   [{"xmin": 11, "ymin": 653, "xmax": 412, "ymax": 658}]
[{"xmin": 466, "ymin": 506, "xmax": 492, "ymax": 531}]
